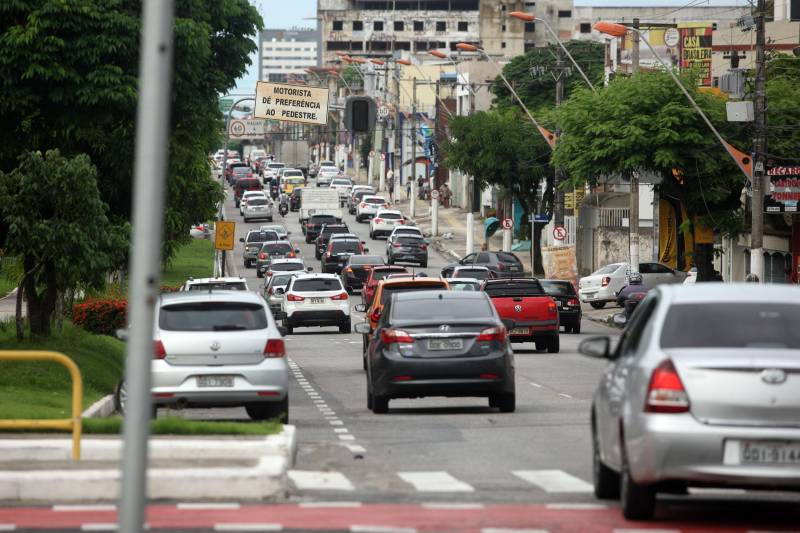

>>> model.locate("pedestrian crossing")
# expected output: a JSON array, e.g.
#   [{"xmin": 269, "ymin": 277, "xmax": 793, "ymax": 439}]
[{"xmin": 287, "ymin": 469, "xmax": 592, "ymax": 495}]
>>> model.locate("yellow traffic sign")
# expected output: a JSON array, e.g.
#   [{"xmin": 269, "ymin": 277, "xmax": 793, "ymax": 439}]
[{"xmin": 215, "ymin": 221, "xmax": 236, "ymax": 251}]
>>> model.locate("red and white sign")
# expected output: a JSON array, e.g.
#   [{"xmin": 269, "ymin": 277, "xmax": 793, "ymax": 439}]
[
  {"xmin": 369, "ymin": 150, "xmax": 375, "ymax": 157},
  {"xmin": 502, "ymin": 218, "xmax": 514, "ymax": 230},
  {"xmin": 553, "ymin": 226, "xmax": 567, "ymax": 241},
  {"xmin": 430, "ymin": 189, "xmax": 439, "ymax": 200}
]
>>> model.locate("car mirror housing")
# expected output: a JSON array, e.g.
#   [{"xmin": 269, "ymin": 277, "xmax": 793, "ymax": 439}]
[
  {"xmin": 239, "ymin": 238, "xmax": 245, "ymax": 243},
  {"xmin": 306, "ymin": 266, "xmax": 314, "ymax": 272},
  {"xmin": 612, "ymin": 313, "xmax": 628, "ymax": 327},
  {"xmin": 354, "ymin": 304, "xmax": 367, "ymax": 313},
  {"xmin": 275, "ymin": 287, "xmax": 285, "ymax": 295},
  {"xmin": 578, "ymin": 336, "xmax": 611, "ymax": 359},
  {"xmin": 354, "ymin": 322, "xmax": 371, "ymax": 334}
]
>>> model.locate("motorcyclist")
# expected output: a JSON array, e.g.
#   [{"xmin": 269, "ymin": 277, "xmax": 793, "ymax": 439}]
[{"xmin": 278, "ymin": 191, "xmax": 289, "ymax": 216}]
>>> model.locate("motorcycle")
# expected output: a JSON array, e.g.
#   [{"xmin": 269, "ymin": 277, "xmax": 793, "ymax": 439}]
[{"xmin": 279, "ymin": 202, "xmax": 288, "ymax": 218}]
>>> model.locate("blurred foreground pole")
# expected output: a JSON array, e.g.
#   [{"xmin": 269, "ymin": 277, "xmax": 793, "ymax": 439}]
[{"xmin": 118, "ymin": 2, "xmax": 174, "ymax": 532}]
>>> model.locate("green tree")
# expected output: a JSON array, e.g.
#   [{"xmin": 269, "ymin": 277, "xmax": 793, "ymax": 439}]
[
  {"xmin": 552, "ymin": 71, "xmax": 746, "ymax": 281},
  {"xmin": 445, "ymin": 111, "xmax": 552, "ymax": 270},
  {"xmin": 0, "ymin": 150, "xmax": 127, "ymax": 337}
]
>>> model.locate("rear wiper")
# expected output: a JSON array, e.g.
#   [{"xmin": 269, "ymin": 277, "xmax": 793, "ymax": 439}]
[{"xmin": 212, "ymin": 325, "xmax": 248, "ymax": 331}]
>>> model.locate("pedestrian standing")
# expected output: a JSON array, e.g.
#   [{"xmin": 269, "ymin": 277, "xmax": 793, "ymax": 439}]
[
  {"xmin": 406, "ymin": 181, "xmax": 411, "ymax": 200},
  {"xmin": 386, "ymin": 170, "xmax": 395, "ymax": 203},
  {"xmin": 441, "ymin": 183, "xmax": 452, "ymax": 208}
]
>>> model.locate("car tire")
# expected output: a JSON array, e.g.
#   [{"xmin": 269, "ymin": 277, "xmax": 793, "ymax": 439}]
[
  {"xmin": 305, "ymin": 235, "xmax": 312, "ymax": 243},
  {"xmin": 592, "ymin": 418, "xmax": 620, "ymax": 499},
  {"xmin": 620, "ymin": 445, "xmax": 656, "ymax": 520},
  {"xmin": 589, "ymin": 301, "xmax": 606, "ymax": 309},
  {"xmin": 243, "ymin": 260, "xmax": 249, "ymax": 268},
  {"xmin": 339, "ymin": 321, "xmax": 351, "ymax": 334},
  {"xmin": 371, "ymin": 395, "xmax": 389, "ymax": 414},
  {"xmin": 547, "ymin": 335, "xmax": 560, "ymax": 354},
  {"xmin": 572, "ymin": 321, "xmax": 581, "ymax": 334},
  {"xmin": 245, "ymin": 398, "xmax": 289, "ymax": 423},
  {"xmin": 367, "ymin": 390, "xmax": 373, "ymax": 410},
  {"xmin": 244, "ymin": 217, "xmax": 249, "ymax": 223},
  {"xmin": 492, "ymin": 393, "xmax": 515, "ymax": 413}
]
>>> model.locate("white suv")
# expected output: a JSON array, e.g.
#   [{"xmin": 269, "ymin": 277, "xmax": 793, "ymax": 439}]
[
  {"xmin": 369, "ymin": 209, "xmax": 406, "ymax": 239},
  {"xmin": 181, "ymin": 277, "xmax": 249, "ymax": 291},
  {"xmin": 356, "ymin": 195, "xmax": 389, "ymax": 222},
  {"xmin": 281, "ymin": 274, "xmax": 351, "ymax": 334}
]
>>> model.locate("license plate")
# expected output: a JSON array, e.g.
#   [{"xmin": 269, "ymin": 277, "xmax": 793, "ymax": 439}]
[
  {"xmin": 310, "ymin": 297, "xmax": 325, "ymax": 304},
  {"xmin": 585, "ymin": 293, "xmax": 596, "ymax": 299},
  {"xmin": 197, "ymin": 375, "xmax": 233, "ymax": 388},
  {"xmin": 427, "ymin": 338, "xmax": 463, "ymax": 350},
  {"xmin": 511, "ymin": 327, "xmax": 530, "ymax": 335},
  {"xmin": 738, "ymin": 440, "xmax": 800, "ymax": 465}
]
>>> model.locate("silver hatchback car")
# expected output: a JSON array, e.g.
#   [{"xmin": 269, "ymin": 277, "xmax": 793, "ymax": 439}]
[
  {"xmin": 149, "ymin": 291, "xmax": 289, "ymax": 422},
  {"xmin": 580, "ymin": 284, "xmax": 800, "ymax": 520}
]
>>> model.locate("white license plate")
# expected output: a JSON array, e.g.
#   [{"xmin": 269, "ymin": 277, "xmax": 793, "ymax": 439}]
[
  {"xmin": 511, "ymin": 327, "xmax": 530, "ymax": 335},
  {"xmin": 197, "ymin": 375, "xmax": 234, "ymax": 388},
  {"xmin": 427, "ymin": 338, "xmax": 463, "ymax": 350},
  {"xmin": 740, "ymin": 441, "xmax": 800, "ymax": 465},
  {"xmin": 585, "ymin": 293, "xmax": 596, "ymax": 299},
  {"xmin": 310, "ymin": 297, "xmax": 325, "ymax": 304}
]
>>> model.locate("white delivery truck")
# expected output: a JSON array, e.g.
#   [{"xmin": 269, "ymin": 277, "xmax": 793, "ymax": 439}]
[
  {"xmin": 299, "ymin": 188, "xmax": 342, "ymax": 225},
  {"xmin": 274, "ymin": 139, "xmax": 310, "ymax": 176}
]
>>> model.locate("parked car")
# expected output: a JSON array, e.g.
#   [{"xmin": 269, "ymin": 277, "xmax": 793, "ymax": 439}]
[
  {"xmin": 483, "ymin": 278, "xmax": 560, "ymax": 352},
  {"xmin": 321, "ymin": 236, "xmax": 367, "ymax": 274},
  {"xmin": 349, "ymin": 187, "xmax": 376, "ymax": 214},
  {"xmin": 387, "ymin": 234, "xmax": 428, "ymax": 267},
  {"xmin": 305, "ymin": 213, "xmax": 341, "ymax": 242},
  {"xmin": 443, "ymin": 251, "xmax": 524, "ymax": 279},
  {"xmin": 357, "ymin": 291, "xmax": 515, "ymax": 414},
  {"xmin": 361, "ymin": 266, "xmax": 409, "ymax": 306},
  {"xmin": 181, "ymin": 277, "xmax": 248, "ymax": 291},
  {"xmin": 446, "ymin": 278, "xmax": 482, "ymax": 292},
  {"xmin": 540, "ymin": 279, "xmax": 582, "ymax": 334},
  {"xmin": 280, "ymin": 273, "xmax": 351, "ymax": 334},
  {"xmin": 356, "ymin": 195, "xmax": 390, "ymax": 222},
  {"xmin": 263, "ymin": 272, "xmax": 297, "ymax": 318},
  {"xmin": 122, "ymin": 291, "xmax": 288, "ymax": 422},
  {"xmin": 580, "ymin": 283, "xmax": 800, "ymax": 520},
  {"xmin": 341, "ymin": 255, "xmax": 386, "ymax": 293},
  {"xmin": 578, "ymin": 262, "xmax": 687, "ymax": 309},
  {"xmin": 242, "ymin": 196, "xmax": 273, "ymax": 222},
  {"xmin": 240, "ymin": 229, "xmax": 280, "ymax": 268},
  {"xmin": 256, "ymin": 241, "xmax": 301, "ymax": 277},
  {"xmin": 369, "ymin": 209, "xmax": 407, "ymax": 239},
  {"xmin": 314, "ymin": 223, "xmax": 351, "ymax": 259}
]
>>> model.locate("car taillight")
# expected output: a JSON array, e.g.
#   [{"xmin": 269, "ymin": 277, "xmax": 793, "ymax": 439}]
[
  {"xmin": 392, "ymin": 243, "xmax": 403, "ymax": 248},
  {"xmin": 645, "ymin": 359, "xmax": 690, "ymax": 413},
  {"xmin": 330, "ymin": 292, "xmax": 348, "ymax": 301},
  {"xmin": 380, "ymin": 328, "xmax": 414, "ymax": 344},
  {"xmin": 601, "ymin": 276, "xmax": 611, "ymax": 287},
  {"xmin": 370, "ymin": 309, "xmax": 382, "ymax": 322},
  {"xmin": 344, "ymin": 267, "xmax": 353, "ymax": 273},
  {"xmin": 547, "ymin": 300, "xmax": 558, "ymax": 316},
  {"xmin": 266, "ymin": 271, "xmax": 274, "ymax": 277},
  {"xmin": 258, "ymin": 252, "xmax": 266, "ymax": 260},
  {"xmin": 420, "ymin": 244, "xmax": 427, "ymax": 250},
  {"xmin": 568, "ymin": 298, "xmax": 580, "ymax": 306},
  {"xmin": 287, "ymin": 252, "xmax": 295, "ymax": 258},
  {"xmin": 398, "ymin": 219, "xmax": 405, "ymax": 225},
  {"xmin": 476, "ymin": 326, "xmax": 506, "ymax": 342},
  {"xmin": 268, "ymin": 287, "xmax": 274, "ymax": 295},
  {"xmin": 153, "ymin": 340, "xmax": 166, "ymax": 359},
  {"xmin": 360, "ymin": 203, "xmax": 367, "ymax": 208},
  {"xmin": 264, "ymin": 339, "xmax": 286, "ymax": 358},
  {"xmin": 287, "ymin": 293, "xmax": 304, "ymax": 302}
]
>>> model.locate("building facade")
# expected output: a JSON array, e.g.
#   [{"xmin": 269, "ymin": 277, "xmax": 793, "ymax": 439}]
[{"xmin": 259, "ymin": 28, "xmax": 320, "ymax": 84}]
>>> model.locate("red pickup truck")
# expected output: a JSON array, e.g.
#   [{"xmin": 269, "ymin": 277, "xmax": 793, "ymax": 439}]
[{"xmin": 482, "ymin": 278, "xmax": 560, "ymax": 353}]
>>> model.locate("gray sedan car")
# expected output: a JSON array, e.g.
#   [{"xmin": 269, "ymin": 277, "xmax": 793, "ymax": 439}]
[
  {"xmin": 580, "ymin": 283, "xmax": 800, "ymax": 520},
  {"xmin": 149, "ymin": 291, "xmax": 289, "ymax": 422}
]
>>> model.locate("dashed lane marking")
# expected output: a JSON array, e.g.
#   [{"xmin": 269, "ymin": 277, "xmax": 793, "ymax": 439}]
[
  {"xmin": 397, "ymin": 471, "xmax": 475, "ymax": 493},
  {"xmin": 289, "ymin": 470, "xmax": 356, "ymax": 491},
  {"xmin": 513, "ymin": 470, "xmax": 593, "ymax": 493},
  {"xmin": 213, "ymin": 524, "xmax": 283, "ymax": 531}
]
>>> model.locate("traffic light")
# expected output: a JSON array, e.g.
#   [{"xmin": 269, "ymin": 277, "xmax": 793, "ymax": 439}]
[{"xmin": 344, "ymin": 96, "xmax": 377, "ymax": 134}]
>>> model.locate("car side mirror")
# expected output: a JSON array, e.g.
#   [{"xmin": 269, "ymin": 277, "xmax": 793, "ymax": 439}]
[
  {"xmin": 361, "ymin": 241, "xmax": 366, "ymax": 244},
  {"xmin": 354, "ymin": 304, "xmax": 366, "ymax": 313},
  {"xmin": 295, "ymin": 249, "xmax": 301, "ymax": 254},
  {"xmin": 239, "ymin": 238, "xmax": 245, "ymax": 243},
  {"xmin": 354, "ymin": 322, "xmax": 371, "ymax": 334},
  {"xmin": 306, "ymin": 266, "xmax": 314, "ymax": 272},
  {"xmin": 275, "ymin": 287, "xmax": 285, "ymax": 295},
  {"xmin": 578, "ymin": 336, "xmax": 611, "ymax": 359},
  {"xmin": 612, "ymin": 313, "xmax": 628, "ymax": 327}
]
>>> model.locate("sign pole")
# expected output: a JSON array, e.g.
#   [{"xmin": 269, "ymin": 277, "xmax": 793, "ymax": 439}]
[{"xmin": 118, "ymin": 2, "xmax": 174, "ymax": 532}]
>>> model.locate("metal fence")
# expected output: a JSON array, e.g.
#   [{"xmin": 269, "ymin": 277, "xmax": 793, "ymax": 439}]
[{"xmin": 597, "ymin": 207, "xmax": 630, "ymax": 228}]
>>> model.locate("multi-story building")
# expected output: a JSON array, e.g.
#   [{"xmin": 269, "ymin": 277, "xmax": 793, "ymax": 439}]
[
  {"xmin": 259, "ymin": 28, "xmax": 320, "ymax": 83},
  {"xmin": 317, "ymin": 0, "xmax": 575, "ymax": 66}
]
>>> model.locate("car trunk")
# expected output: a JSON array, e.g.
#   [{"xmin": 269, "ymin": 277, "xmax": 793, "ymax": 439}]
[
  {"xmin": 392, "ymin": 323, "xmax": 493, "ymax": 359},
  {"xmin": 670, "ymin": 349, "xmax": 800, "ymax": 427},
  {"xmin": 160, "ymin": 331, "xmax": 266, "ymax": 366}
]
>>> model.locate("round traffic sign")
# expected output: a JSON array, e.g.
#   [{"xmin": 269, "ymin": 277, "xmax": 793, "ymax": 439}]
[
  {"xmin": 369, "ymin": 150, "xmax": 375, "ymax": 157},
  {"xmin": 229, "ymin": 120, "xmax": 245, "ymax": 137},
  {"xmin": 664, "ymin": 28, "xmax": 680, "ymax": 48},
  {"xmin": 378, "ymin": 105, "xmax": 389, "ymax": 118},
  {"xmin": 380, "ymin": 153, "xmax": 386, "ymax": 161},
  {"xmin": 431, "ymin": 189, "xmax": 439, "ymax": 199},
  {"xmin": 553, "ymin": 226, "xmax": 567, "ymax": 241},
  {"xmin": 502, "ymin": 218, "xmax": 514, "ymax": 230}
]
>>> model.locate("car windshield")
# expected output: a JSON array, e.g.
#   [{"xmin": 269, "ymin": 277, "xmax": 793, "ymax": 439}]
[
  {"xmin": 540, "ymin": 281, "xmax": 575, "ymax": 296},
  {"xmin": 187, "ymin": 282, "xmax": 247, "ymax": 291},
  {"xmin": 159, "ymin": 302, "xmax": 267, "ymax": 331},
  {"xmin": 380, "ymin": 283, "xmax": 447, "ymax": 305},
  {"xmin": 661, "ymin": 303, "xmax": 800, "ymax": 349},
  {"xmin": 247, "ymin": 231, "xmax": 278, "ymax": 243},
  {"xmin": 592, "ymin": 263, "xmax": 624, "ymax": 276},
  {"xmin": 292, "ymin": 278, "xmax": 342, "ymax": 292}
]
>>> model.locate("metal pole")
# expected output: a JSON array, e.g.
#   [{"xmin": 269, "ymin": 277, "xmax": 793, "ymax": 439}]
[
  {"xmin": 751, "ymin": 0, "xmax": 767, "ymax": 281},
  {"xmin": 553, "ymin": 46, "xmax": 566, "ymax": 229},
  {"xmin": 632, "ymin": 18, "xmax": 640, "ymax": 73},
  {"xmin": 432, "ymin": 192, "xmax": 439, "ymax": 236},
  {"xmin": 630, "ymin": 18, "xmax": 640, "ymax": 276},
  {"xmin": 394, "ymin": 62, "xmax": 401, "ymax": 186},
  {"xmin": 411, "ymin": 63, "xmax": 454, "ymax": 118},
  {"xmin": 466, "ymin": 212, "xmax": 474, "ymax": 255},
  {"xmin": 118, "ymin": 1, "xmax": 174, "ymax": 531},
  {"xmin": 410, "ymin": 78, "xmax": 417, "ymax": 218}
]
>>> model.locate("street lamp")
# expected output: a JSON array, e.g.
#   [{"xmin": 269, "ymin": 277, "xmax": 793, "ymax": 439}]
[
  {"xmin": 508, "ymin": 12, "xmax": 596, "ymax": 93},
  {"xmin": 429, "ymin": 49, "xmax": 477, "ymax": 96}
]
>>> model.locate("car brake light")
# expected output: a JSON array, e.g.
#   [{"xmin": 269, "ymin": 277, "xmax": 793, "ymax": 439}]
[
  {"xmin": 370, "ymin": 308, "xmax": 382, "ymax": 322},
  {"xmin": 547, "ymin": 300, "xmax": 557, "ymax": 316},
  {"xmin": 374, "ymin": 218, "xmax": 383, "ymax": 224},
  {"xmin": 268, "ymin": 287, "xmax": 274, "ymax": 295},
  {"xmin": 567, "ymin": 298, "xmax": 580, "ymax": 306},
  {"xmin": 480, "ymin": 373, "xmax": 500, "ymax": 379},
  {"xmin": 264, "ymin": 339, "xmax": 286, "ymax": 358},
  {"xmin": 392, "ymin": 375, "xmax": 413, "ymax": 382},
  {"xmin": 392, "ymin": 243, "xmax": 402, "ymax": 248},
  {"xmin": 153, "ymin": 340, "xmax": 166, "ymax": 359},
  {"xmin": 287, "ymin": 252, "xmax": 295, "ymax": 258},
  {"xmin": 645, "ymin": 359, "xmax": 690, "ymax": 413},
  {"xmin": 258, "ymin": 252, "xmax": 266, "ymax": 260},
  {"xmin": 287, "ymin": 293, "xmax": 305, "ymax": 301},
  {"xmin": 420, "ymin": 244, "xmax": 427, "ymax": 250},
  {"xmin": 344, "ymin": 267, "xmax": 353, "ymax": 273},
  {"xmin": 330, "ymin": 292, "xmax": 348, "ymax": 301},
  {"xmin": 398, "ymin": 219, "xmax": 405, "ymax": 225},
  {"xmin": 380, "ymin": 328, "xmax": 414, "ymax": 344},
  {"xmin": 476, "ymin": 326, "xmax": 506, "ymax": 342},
  {"xmin": 601, "ymin": 276, "xmax": 611, "ymax": 287}
]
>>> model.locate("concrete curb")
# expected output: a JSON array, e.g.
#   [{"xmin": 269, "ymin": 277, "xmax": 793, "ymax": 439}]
[
  {"xmin": 0, "ymin": 424, "xmax": 297, "ymax": 502},
  {"xmin": 81, "ymin": 395, "xmax": 115, "ymax": 418}
]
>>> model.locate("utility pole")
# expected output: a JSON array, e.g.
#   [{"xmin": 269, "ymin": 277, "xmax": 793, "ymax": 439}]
[
  {"xmin": 629, "ymin": 17, "xmax": 641, "ymax": 275},
  {"xmin": 410, "ymin": 78, "xmax": 418, "ymax": 218},
  {"xmin": 394, "ymin": 62, "xmax": 401, "ymax": 188},
  {"xmin": 434, "ymin": 78, "xmax": 441, "ymax": 191},
  {"xmin": 751, "ymin": 0, "xmax": 767, "ymax": 281},
  {"xmin": 553, "ymin": 46, "xmax": 566, "ymax": 230}
]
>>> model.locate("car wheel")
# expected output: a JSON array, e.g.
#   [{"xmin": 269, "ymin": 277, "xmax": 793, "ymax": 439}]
[
  {"xmin": 268, "ymin": 217, "xmax": 273, "ymax": 222},
  {"xmin": 243, "ymin": 260, "xmax": 248, "ymax": 268},
  {"xmin": 245, "ymin": 398, "xmax": 289, "ymax": 423},
  {"xmin": 547, "ymin": 335, "xmax": 560, "ymax": 354},
  {"xmin": 339, "ymin": 321, "xmax": 351, "ymax": 334},
  {"xmin": 492, "ymin": 393, "xmax": 515, "ymax": 413},
  {"xmin": 592, "ymin": 417, "xmax": 620, "ymax": 499},
  {"xmin": 356, "ymin": 215, "xmax": 362, "ymax": 222},
  {"xmin": 620, "ymin": 445, "xmax": 656, "ymax": 520},
  {"xmin": 371, "ymin": 395, "xmax": 389, "ymax": 414},
  {"xmin": 367, "ymin": 390, "xmax": 373, "ymax": 410},
  {"xmin": 572, "ymin": 321, "xmax": 581, "ymax": 334},
  {"xmin": 369, "ymin": 231, "xmax": 374, "ymax": 239},
  {"xmin": 244, "ymin": 217, "xmax": 249, "ymax": 223},
  {"xmin": 590, "ymin": 301, "xmax": 606, "ymax": 309},
  {"xmin": 305, "ymin": 236, "xmax": 312, "ymax": 243}
]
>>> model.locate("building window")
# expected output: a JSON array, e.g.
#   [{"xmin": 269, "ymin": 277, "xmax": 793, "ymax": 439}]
[
  {"xmin": 436, "ymin": 21, "xmax": 446, "ymax": 31},
  {"xmin": 416, "ymin": 41, "xmax": 429, "ymax": 51},
  {"xmin": 502, "ymin": 24, "xmax": 506, "ymax": 32},
  {"xmin": 332, "ymin": 20, "xmax": 343, "ymax": 31},
  {"xmin": 579, "ymin": 22, "xmax": 591, "ymax": 33},
  {"xmin": 501, "ymin": 41, "xmax": 506, "ymax": 48},
  {"xmin": 396, "ymin": 41, "xmax": 411, "ymax": 50},
  {"xmin": 351, "ymin": 41, "xmax": 363, "ymax": 50},
  {"xmin": 326, "ymin": 41, "xmax": 350, "ymax": 51},
  {"xmin": 524, "ymin": 22, "xmax": 535, "ymax": 32},
  {"xmin": 394, "ymin": 20, "xmax": 404, "ymax": 31},
  {"xmin": 558, "ymin": 10, "xmax": 572, "ymax": 17},
  {"xmin": 414, "ymin": 20, "xmax": 424, "ymax": 31},
  {"xmin": 501, "ymin": 5, "xmax": 506, "ymax": 10},
  {"xmin": 374, "ymin": 20, "xmax": 384, "ymax": 31},
  {"xmin": 524, "ymin": 1, "xmax": 535, "ymax": 5},
  {"xmin": 353, "ymin": 20, "xmax": 363, "ymax": 31},
  {"xmin": 458, "ymin": 21, "xmax": 468, "ymax": 31}
]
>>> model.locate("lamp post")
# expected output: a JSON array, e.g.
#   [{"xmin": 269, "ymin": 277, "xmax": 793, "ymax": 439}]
[{"xmin": 429, "ymin": 50, "xmax": 477, "ymax": 97}]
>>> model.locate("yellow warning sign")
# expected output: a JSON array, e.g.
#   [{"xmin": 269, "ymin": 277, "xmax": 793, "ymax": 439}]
[{"xmin": 215, "ymin": 221, "xmax": 236, "ymax": 251}]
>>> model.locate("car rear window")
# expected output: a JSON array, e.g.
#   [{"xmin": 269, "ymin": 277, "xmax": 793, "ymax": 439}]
[
  {"xmin": 660, "ymin": 303, "xmax": 800, "ymax": 349},
  {"xmin": 268, "ymin": 164, "xmax": 285, "ymax": 169},
  {"xmin": 484, "ymin": 281, "xmax": 545, "ymax": 297},
  {"xmin": 379, "ymin": 212, "xmax": 402, "ymax": 220},
  {"xmin": 457, "ymin": 269, "xmax": 491, "ymax": 280},
  {"xmin": 248, "ymin": 198, "xmax": 269, "ymax": 206},
  {"xmin": 237, "ymin": 179, "xmax": 260, "ymax": 188},
  {"xmin": 355, "ymin": 191, "xmax": 372, "ymax": 200},
  {"xmin": 159, "ymin": 302, "xmax": 267, "ymax": 331},
  {"xmin": 269, "ymin": 274, "xmax": 295, "ymax": 286},
  {"xmin": 262, "ymin": 243, "xmax": 292, "ymax": 254},
  {"xmin": 349, "ymin": 255, "xmax": 384, "ymax": 265},
  {"xmin": 270, "ymin": 263, "xmax": 304, "ymax": 271},
  {"xmin": 397, "ymin": 236, "xmax": 424, "ymax": 245},
  {"xmin": 310, "ymin": 216, "xmax": 337, "ymax": 225},
  {"xmin": 380, "ymin": 283, "xmax": 448, "ymax": 305},
  {"xmin": 540, "ymin": 280, "xmax": 576, "ymax": 297},
  {"xmin": 247, "ymin": 231, "xmax": 279, "ymax": 243},
  {"xmin": 449, "ymin": 281, "xmax": 480, "ymax": 292},
  {"xmin": 394, "ymin": 228, "xmax": 421, "ymax": 236},
  {"xmin": 496, "ymin": 252, "xmax": 522, "ymax": 265},
  {"xmin": 393, "ymin": 297, "xmax": 493, "ymax": 320},
  {"xmin": 592, "ymin": 263, "xmax": 623, "ymax": 276},
  {"xmin": 332, "ymin": 241, "xmax": 360, "ymax": 253},
  {"xmin": 372, "ymin": 268, "xmax": 407, "ymax": 280},
  {"xmin": 187, "ymin": 282, "xmax": 247, "ymax": 291},
  {"xmin": 292, "ymin": 278, "xmax": 343, "ymax": 292},
  {"xmin": 321, "ymin": 226, "xmax": 348, "ymax": 235},
  {"xmin": 365, "ymin": 197, "xmax": 385, "ymax": 204},
  {"xmin": 233, "ymin": 167, "xmax": 251, "ymax": 174}
]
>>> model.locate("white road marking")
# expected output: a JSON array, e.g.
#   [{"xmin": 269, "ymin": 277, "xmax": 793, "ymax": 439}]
[
  {"xmin": 288, "ymin": 470, "xmax": 355, "ymax": 491},
  {"xmin": 53, "ymin": 505, "xmax": 116, "ymax": 512},
  {"xmin": 689, "ymin": 488, "xmax": 748, "ymax": 495},
  {"xmin": 334, "ymin": 428, "xmax": 349, "ymax": 433},
  {"xmin": 80, "ymin": 525, "xmax": 118, "ymax": 532},
  {"xmin": 350, "ymin": 526, "xmax": 417, "ymax": 533},
  {"xmin": 178, "ymin": 503, "xmax": 241, "ymax": 510},
  {"xmin": 344, "ymin": 444, "xmax": 367, "ymax": 453},
  {"xmin": 558, "ymin": 393, "xmax": 573, "ymax": 399},
  {"xmin": 338, "ymin": 434, "xmax": 356, "ymax": 441},
  {"xmin": 214, "ymin": 524, "xmax": 282, "ymax": 531},
  {"xmin": 513, "ymin": 470, "xmax": 593, "ymax": 493},
  {"xmin": 0, "ymin": 526, "xmax": 15, "ymax": 532},
  {"xmin": 482, "ymin": 529, "xmax": 549, "ymax": 533},
  {"xmin": 329, "ymin": 420, "xmax": 344, "ymax": 426},
  {"xmin": 397, "ymin": 471, "xmax": 474, "ymax": 492},
  {"xmin": 545, "ymin": 503, "xmax": 608, "ymax": 510},
  {"xmin": 530, "ymin": 382, "xmax": 542, "ymax": 388},
  {"xmin": 422, "ymin": 503, "xmax": 485, "ymax": 509},
  {"xmin": 298, "ymin": 501, "xmax": 362, "ymax": 508}
]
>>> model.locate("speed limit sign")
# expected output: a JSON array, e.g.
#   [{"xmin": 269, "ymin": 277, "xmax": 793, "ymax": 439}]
[
  {"xmin": 229, "ymin": 120, "xmax": 245, "ymax": 137},
  {"xmin": 378, "ymin": 105, "xmax": 389, "ymax": 119},
  {"xmin": 501, "ymin": 218, "xmax": 514, "ymax": 230},
  {"xmin": 431, "ymin": 189, "xmax": 439, "ymax": 199}
]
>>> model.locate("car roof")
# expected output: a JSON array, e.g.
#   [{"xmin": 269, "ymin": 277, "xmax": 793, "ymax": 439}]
[
  {"xmin": 659, "ymin": 283, "xmax": 800, "ymax": 305},
  {"xmin": 393, "ymin": 290, "xmax": 486, "ymax": 303},
  {"xmin": 455, "ymin": 265, "xmax": 490, "ymax": 270},
  {"xmin": 184, "ymin": 277, "xmax": 246, "ymax": 284},
  {"xmin": 540, "ymin": 279, "xmax": 572, "ymax": 284},
  {"xmin": 161, "ymin": 290, "xmax": 262, "ymax": 305},
  {"xmin": 291, "ymin": 273, "xmax": 339, "ymax": 280},
  {"xmin": 330, "ymin": 233, "xmax": 359, "ymax": 239},
  {"xmin": 447, "ymin": 278, "xmax": 482, "ymax": 284},
  {"xmin": 379, "ymin": 277, "xmax": 448, "ymax": 288}
]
